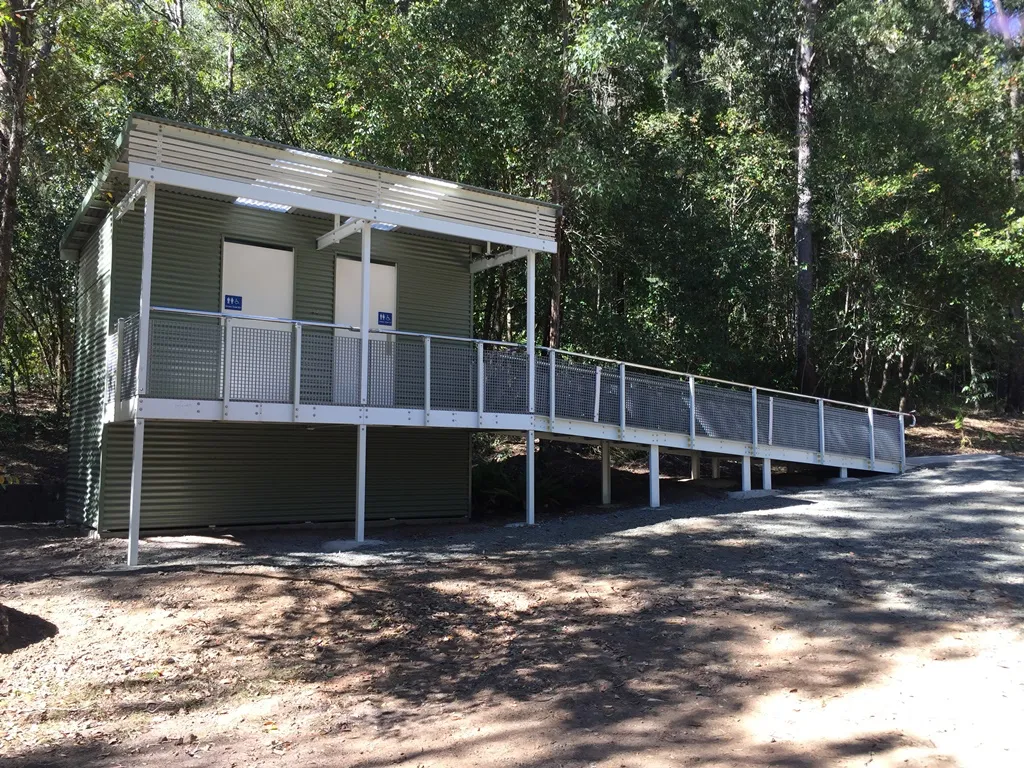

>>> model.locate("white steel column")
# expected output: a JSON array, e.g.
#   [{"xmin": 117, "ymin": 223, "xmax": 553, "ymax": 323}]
[
  {"xmin": 762, "ymin": 458, "xmax": 772, "ymax": 490},
  {"xmin": 690, "ymin": 451, "xmax": 701, "ymax": 481},
  {"xmin": 600, "ymin": 440, "xmax": 611, "ymax": 505},
  {"xmin": 649, "ymin": 444, "xmax": 660, "ymax": 508},
  {"xmin": 356, "ymin": 221, "xmax": 371, "ymax": 542},
  {"xmin": 839, "ymin": 467, "xmax": 849, "ymax": 479},
  {"xmin": 136, "ymin": 182, "xmax": 155, "ymax": 395},
  {"xmin": 355, "ymin": 424, "xmax": 367, "ymax": 541},
  {"xmin": 525, "ymin": 430, "xmax": 536, "ymax": 524},
  {"xmin": 741, "ymin": 456, "xmax": 752, "ymax": 492},
  {"xmin": 526, "ymin": 250, "xmax": 536, "ymax": 413},
  {"xmin": 127, "ymin": 419, "xmax": 145, "ymax": 566},
  {"xmin": 711, "ymin": 458, "xmax": 721, "ymax": 479},
  {"xmin": 128, "ymin": 182, "xmax": 156, "ymax": 566},
  {"xmin": 359, "ymin": 221, "xmax": 372, "ymax": 405}
]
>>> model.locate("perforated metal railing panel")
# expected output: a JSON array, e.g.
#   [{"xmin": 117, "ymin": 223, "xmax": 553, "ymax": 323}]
[
  {"xmin": 120, "ymin": 313, "xmax": 140, "ymax": 399},
  {"xmin": 598, "ymin": 369, "xmax": 621, "ymax": 425},
  {"xmin": 432, "ymin": 339, "xmax": 476, "ymax": 411},
  {"xmin": 625, "ymin": 371, "xmax": 690, "ymax": 433},
  {"xmin": 485, "ymin": 348, "xmax": 527, "ymax": 413},
  {"xmin": 770, "ymin": 396, "xmax": 820, "ymax": 452},
  {"xmin": 392, "ymin": 336, "xmax": 425, "ymax": 409},
  {"xmin": 149, "ymin": 314, "xmax": 221, "ymax": 400},
  {"xmin": 229, "ymin": 325, "xmax": 293, "ymax": 403},
  {"xmin": 554, "ymin": 357, "xmax": 597, "ymax": 421},
  {"xmin": 873, "ymin": 413, "xmax": 902, "ymax": 462},
  {"xmin": 694, "ymin": 383, "xmax": 752, "ymax": 442},
  {"xmin": 824, "ymin": 404, "xmax": 870, "ymax": 458},
  {"xmin": 140, "ymin": 311, "xmax": 904, "ymax": 468}
]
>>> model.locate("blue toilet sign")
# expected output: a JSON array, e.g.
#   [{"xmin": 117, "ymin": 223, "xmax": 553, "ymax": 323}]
[
  {"xmin": 224, "ymin": 295, "xmax": 243, "ymax": 311},
  {"xmin": 377, "ymin": 311, "xmax": 393, "ymax": 326}
]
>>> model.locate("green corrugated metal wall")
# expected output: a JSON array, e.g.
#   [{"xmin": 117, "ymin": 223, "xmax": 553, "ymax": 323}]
[
  {"xmin": 110, "ymin": 189, "xmax": 472, "ymax": 334},
  {"xmin": 66, "ymin": 218, "xmax": 112, "ymax": 527},
  {"xmin": 98, "ymin": 422, "xmax": 469, "ymax": 532},
  {"xmin": 89, "ymin": 188, "xmax": 472, "ymax": 533}
]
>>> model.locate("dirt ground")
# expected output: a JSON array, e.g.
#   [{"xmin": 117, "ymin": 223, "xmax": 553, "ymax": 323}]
[
  {"xmin": 3, "ymin": 457, "xmax": 1023, "ymax": 767},
  {"xmin": 905, "ymin": 413, "xmax": 1024, "ymax": 457}
]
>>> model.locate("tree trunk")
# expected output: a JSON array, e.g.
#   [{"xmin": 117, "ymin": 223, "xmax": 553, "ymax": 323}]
[
  {"xmin": 1009, "ymin": 300, "xmax": 1024, "ymax": 411},
  {"xmin": 547, "ymin": 0, "xmax": 572, "ymax": 349},
  {"xmin": 0, "ymin": 1, "xmax": 55, "ymax": 352},
  {"xmin": 794, "ymin": 0, "xmax": 819, "ymax": 395}
]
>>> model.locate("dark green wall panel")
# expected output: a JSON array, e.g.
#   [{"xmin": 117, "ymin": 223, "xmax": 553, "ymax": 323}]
[{"xmin": 99, "ymin": 422, "xmax": 470, "ymax": 532}]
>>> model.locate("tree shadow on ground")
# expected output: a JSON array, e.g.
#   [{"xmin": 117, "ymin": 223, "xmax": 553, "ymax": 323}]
[
  {"xmin": 4, "ymin": 459, "xmax": 1023, "ymax": 767},
  {"xmin": 0, "ymin": 605, "xmax": 57, "ymax": 653}
]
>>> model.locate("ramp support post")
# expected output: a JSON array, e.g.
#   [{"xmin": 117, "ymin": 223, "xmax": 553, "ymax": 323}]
[
  {"xmin": 839, "ymin": 466, "xmax": 848, "ymax": 479},
  {"xmin": 690, "ymin": 451, "xmax": 701, "ymax": 481},
  {"xmin": 762, "ymin": 458, "xmax": 772, "ymax": 491},
  {"xmin": 127, "ymin": 418, "xmax": 145, "ymax": 566},
  {"xmin": 600, "ymin": 440, "xmax": 611, "ymax": 505},
  {"xmin": 741, "ymin": 455, "xmax": 752, "ymax": 492},
  {"xmin": 711, "ymin": 457, "xmax": 720, "ymax": 479},
  {"xmin": 649, "ymin": 444, "xmax": 660, "ymax": 508},
  {"xmin": 526, "ymin": 430, "xmax": 536, "ymax": 524},
  {"xmin": 355, "ymin": 424, "xmax": 367, "ymax": 541}
]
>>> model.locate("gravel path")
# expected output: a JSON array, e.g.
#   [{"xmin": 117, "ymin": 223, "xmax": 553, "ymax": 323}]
[{"xmin": 2, "ymin": 458, "xmax": 1023, "ymax": 767}]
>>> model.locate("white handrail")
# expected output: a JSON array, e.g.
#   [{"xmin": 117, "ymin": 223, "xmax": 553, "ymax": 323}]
[{"xmin": 147, "ymin": 305, "xmax": 910, "ymax": 418}]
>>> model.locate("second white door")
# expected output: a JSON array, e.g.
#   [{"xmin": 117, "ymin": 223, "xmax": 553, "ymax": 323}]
[{"xmin": 334, "ymin": 258, "xmax": 397, "ymax": 405}]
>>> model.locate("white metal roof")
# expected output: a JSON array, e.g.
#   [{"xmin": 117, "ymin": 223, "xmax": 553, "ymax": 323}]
[{"xmin": 63, "ymin": 114, "xmax": 559, "ymax": 256}]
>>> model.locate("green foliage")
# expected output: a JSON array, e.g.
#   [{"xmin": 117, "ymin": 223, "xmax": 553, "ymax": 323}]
[{"xmin": 7, "ymin": 0, "xmax": 1024, "ymax": 421}]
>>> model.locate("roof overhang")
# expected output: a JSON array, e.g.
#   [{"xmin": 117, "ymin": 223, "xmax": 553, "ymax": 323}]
[{"xmin": 62, "ymin": 114, "xmax": 559, "ymax": 257}]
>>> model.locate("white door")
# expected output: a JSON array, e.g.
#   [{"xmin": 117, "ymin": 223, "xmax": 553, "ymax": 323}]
[
  {"xmin": 334, "ymin": 258, "xmax": 397, "ymax": 405},
  {"xmin": 222, "ymin": 240, "xmax": 295, "ymax": 402}
]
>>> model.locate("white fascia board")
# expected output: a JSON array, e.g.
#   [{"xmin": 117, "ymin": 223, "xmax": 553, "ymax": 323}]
[
  {"xmin": 469, "ymin": 248, "xmax": 525, "ymax": 274},
  {"xmin": 133, "ymin": 396, "xmax": 902, "ymax": 474},
  {"xmin": 317, "ymin": 218, "xmax": 366, "ymax": 250},
  {"xmin": 129, "ymin": 162, "xmax": 558, "ymax": 253}
]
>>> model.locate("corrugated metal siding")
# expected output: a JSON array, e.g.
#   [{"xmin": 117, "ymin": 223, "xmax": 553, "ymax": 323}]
[
  {"xmin": 99, "ymin": 422, "xmax": 469, "ymax": 532},
  {"xmin": 66, "ymin": 218, "xmax": 112, "ymax": 527},
  {"xmin": 99, "ymin": 189, "xmax": 473, "ymax": 531},
  {"xmin": 110, "ymin": 189, "xmax": 472, "ymax": 333}
]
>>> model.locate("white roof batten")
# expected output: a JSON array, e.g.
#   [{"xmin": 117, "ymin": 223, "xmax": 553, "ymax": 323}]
[
  {"xmin": 470, "ymin": 247, "xmax": 528, "ymax": 274},
  {"xmin": 113, "ymin": 179, "xmax": 148, "ymax": 221},
  {"xmin": 317, "ymin": 217, "xmax": 368, "ymax": 250},
  {"xmin": 125, "ymin": 116, "xmax": 559, "ymax": 253}
]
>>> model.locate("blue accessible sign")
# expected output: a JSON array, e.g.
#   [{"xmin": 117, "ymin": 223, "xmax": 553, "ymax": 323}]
[
  {"xmin": 224, "ymin": 295, "xmax": 243, "ymax": 311},
  {"xmin": 377, "ymin": 311, "xmax": 393, "ymax": 326}
]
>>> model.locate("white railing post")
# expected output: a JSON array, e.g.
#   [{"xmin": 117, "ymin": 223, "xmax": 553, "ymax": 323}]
[
  {"xmin": 423, "ymin": 336, "xmax": 431, "ymax": 420},
  {"xmin": 818, "ymin": 399, "xmax": 826, "ymax": 464},
  {"xmin": 136, "ymin": 182, "xmax": 156, "ymax": 396},
  {"xmin": 476, "ymin": 341, "xmax": 484, "ymax": 421},
  {"xmin": 548, "ymin": 348, "xmax": 556, "ymax": 424},
  {"xmin": 593, "ymin": 365, "xmax": 602, "ymax": 422},
  {"xmin": 688, "ymin": 376, "xmax": 697, "ymax": 448},
  {"xmin": 751, "ymin": 387, "xmax": 758, "ymax": 450},
  {"xmin": 114, "ymin": 318, "xmax": 125, "ymax": 409},
  {"xmin": 526, "ymin": 249, "xmax": 536, "ymax": 414},
  {"xmin": 768, "ymin": 396, "xmax": 774, "ymax": 446},
  {"xmin": 618, "ymin": 363, "xmax": 626, "ymax": 436},
  {"xmin": 222, "ymin": 317, "xmax": 233, "ymax": 419},
  {"xmin": 292, "ymin": 322, "xmax": 302, "ymax": 420},
  {"xmin": 868, "ymin": 407, "xmax": 876, "ymax": 468}
]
